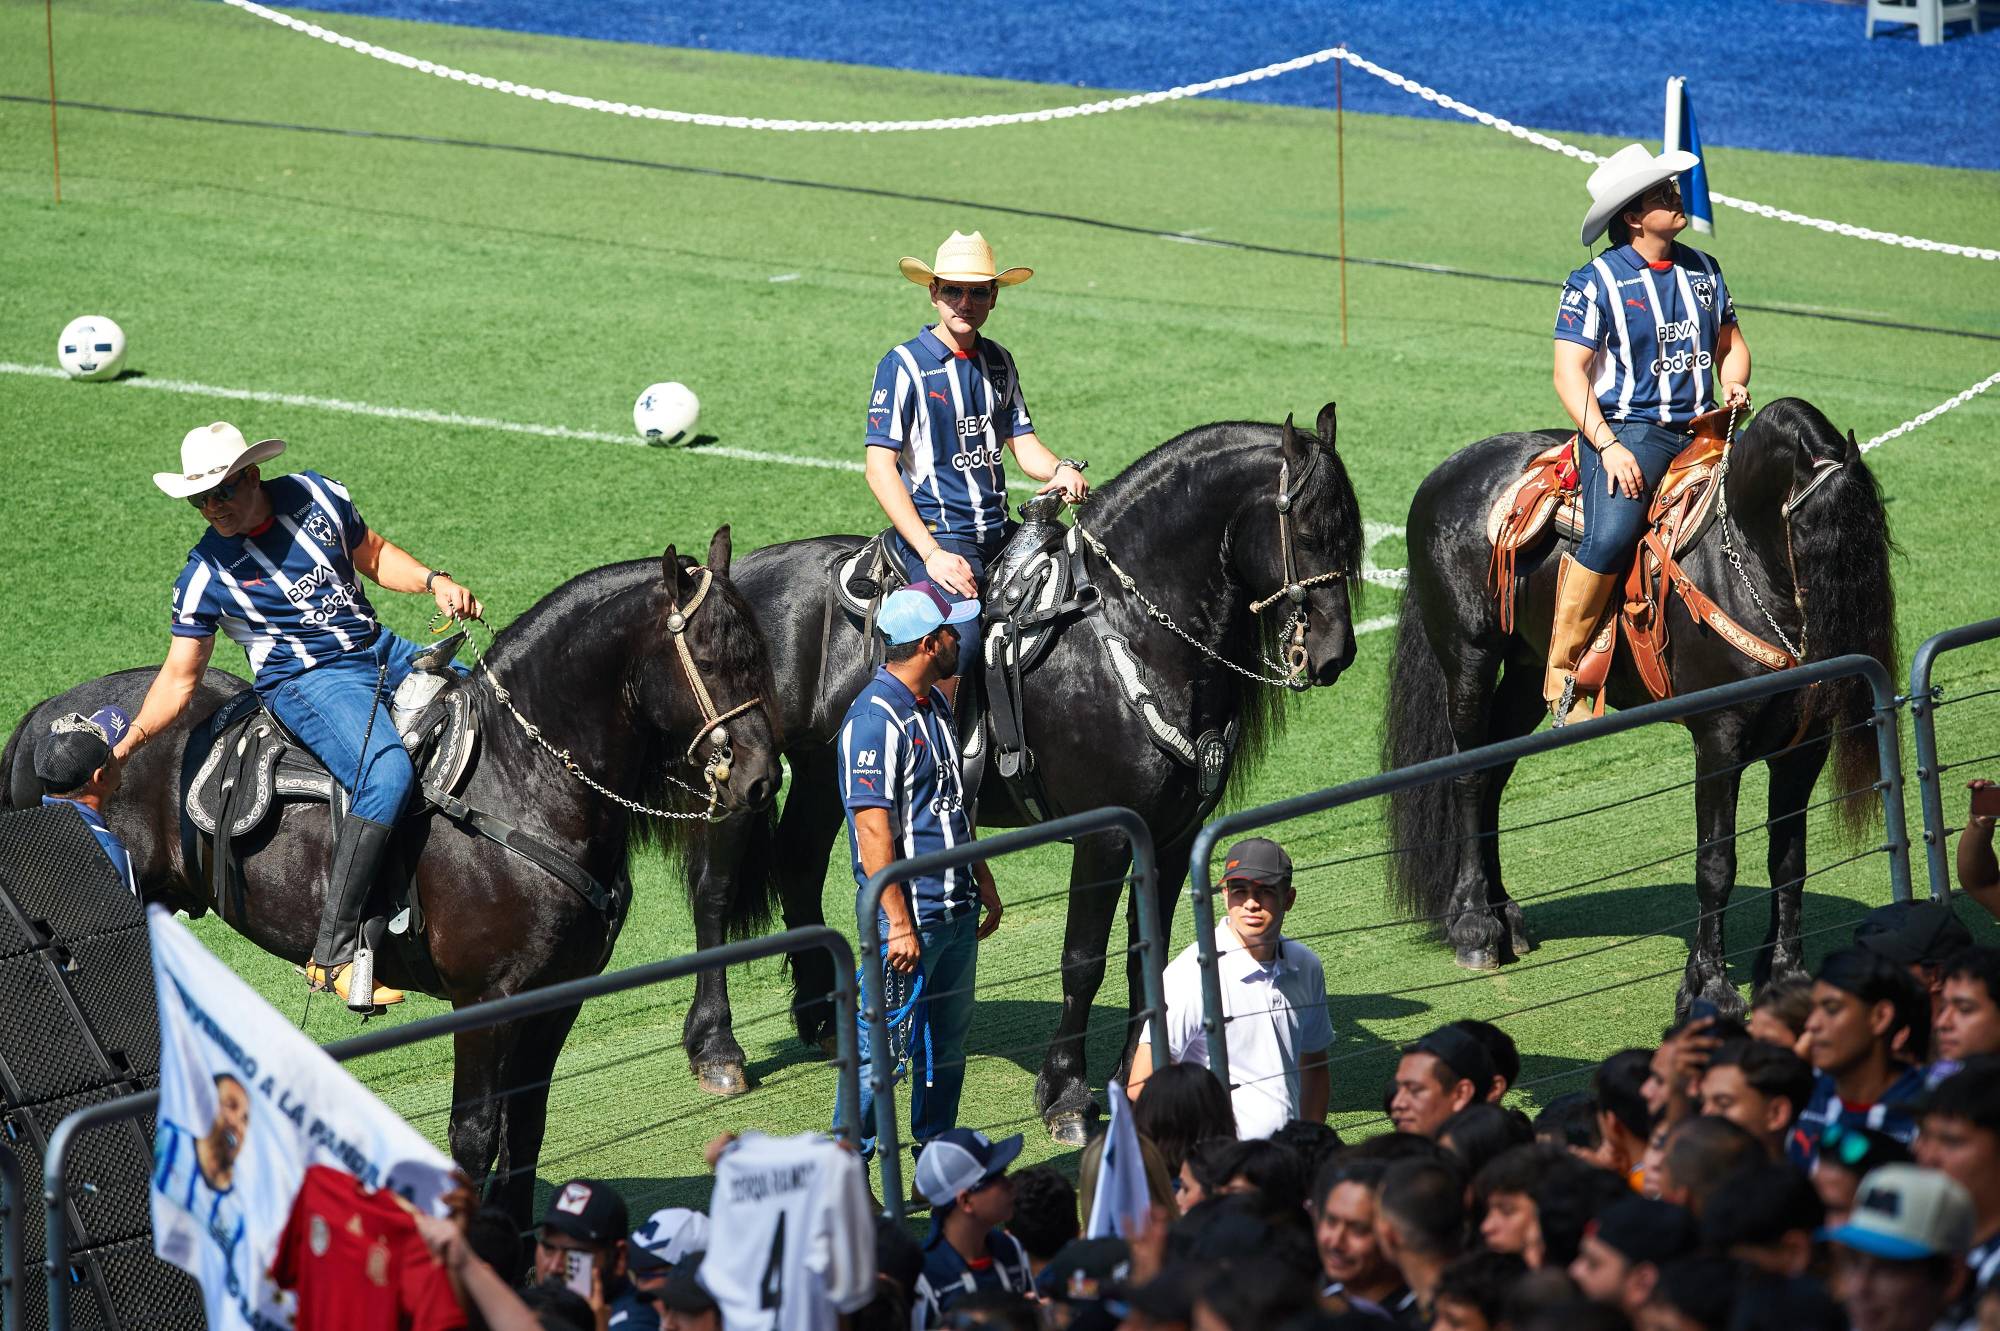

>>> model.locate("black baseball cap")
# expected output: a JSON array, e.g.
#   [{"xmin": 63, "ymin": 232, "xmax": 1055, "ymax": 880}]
[
  {"xmin": 1588, "ymin": 1197, "xmax": 1698, "ymax": 1265},
  {"xmin": 1219, "ymin": 837, "xmax": 1293, "ymax": 886},
  {"xmin": 1855, "ymin": 900, "xmax": 1972, "ymax": 968},
  {"xmin": 34, "ymin": 708, "xmax": 129, "ymax": 793},
  {"xmin": 1036, "ymin": 1237, "xmax": 1130, "ymax": 1303},
  {"xmin": 1410, "ymin": 1024, "xmax": 1496, "ymax": 1092},
  {"xmin": 540, "ymin": 1178, "xmax": 629, "ymax": 1246},
  {"xmin": 658, "ymin": 1255, "xmax": 721, "ymax": 1314}
]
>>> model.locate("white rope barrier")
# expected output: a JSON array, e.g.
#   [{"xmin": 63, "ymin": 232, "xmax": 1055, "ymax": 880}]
[
  {"xmin": 224, "ymin": 0, "xmax": 2000, "ymax": 261},
  {"xmin": 1863, "ymin": 369, "xmax": 2000, "ymax": 452}
]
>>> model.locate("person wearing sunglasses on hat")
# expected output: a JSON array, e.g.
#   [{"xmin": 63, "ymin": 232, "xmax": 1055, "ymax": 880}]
[
  {"xmin": 866, "ymin": 231, "xmax": 1089, "ymax": 699},
  {"xmin": 117, "ymin": 422, "xmax": 483, "ymax": 1009},
  {"xmin": 1791, "ymin": 949, "xmax": 1931, "ymax": 1172},
  {"xmin": 33, "ymin": 706, "xmax": 137, "ymax": 895},
  {"xmin": 1547, "ymin": 144, "xmax": 1751, "ymax": 726}
]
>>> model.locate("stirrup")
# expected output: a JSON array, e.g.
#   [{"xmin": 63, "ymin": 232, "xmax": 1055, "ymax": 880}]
[{"xmin": 305, "ymin": 960, "xmax": 405, "ymax": 1008}]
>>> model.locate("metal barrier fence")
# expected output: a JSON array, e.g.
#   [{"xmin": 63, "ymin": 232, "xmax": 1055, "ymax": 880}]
[
  {"xmin": 38, "ymin": 926, "xmax": 858, "ymax": 1331},
  {"xmin": 1185, "ymin": 653, "xmax": 1911, "ymax": 1098},
  {"xmin": 858, "ymin": 806, "xmax": 1166, "ymax": 1222},
  {"xmin": 1910, "ymin": 617, "xmax": 2000, "ymax": 899},
  {"xmin": 1, "ymin": 1143, "xmax": 19, "ymax": 1331}
]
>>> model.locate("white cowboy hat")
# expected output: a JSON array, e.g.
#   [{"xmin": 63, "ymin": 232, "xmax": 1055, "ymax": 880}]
[
  {"xmin": 1579, "ymin": 143, "xmax": 1700, "ymax": 246},
  {"xmin": 898, "ymin": 230, "xmax": 1033, "ymax": 287},
  {"xmin": 152, "ymin": 421, "xmax": 286, "ymax": 498}
]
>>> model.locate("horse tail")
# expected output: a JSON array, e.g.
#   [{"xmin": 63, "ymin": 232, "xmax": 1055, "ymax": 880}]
[
  {"xmin": 1383, "ymin": 590, "xmax": 1458, "ymax": 925},
  {"xmin": 1793, "ymin": 421, "xmax": 1899, "ymax": 838}
]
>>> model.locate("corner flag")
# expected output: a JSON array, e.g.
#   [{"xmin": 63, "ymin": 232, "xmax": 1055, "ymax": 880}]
[{"xmin": 1664, "ymin": 77, "xmax": 1715, "ymax": 235}]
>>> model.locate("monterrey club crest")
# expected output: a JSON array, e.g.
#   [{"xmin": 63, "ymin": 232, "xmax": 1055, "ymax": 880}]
[
  {"xmin": 304, "ymin": 511, "xmax": 336, "ymax": 547},
  {"xmin": 1690, "ymin": 275, "xmax": 1715, "ymax": 313}
]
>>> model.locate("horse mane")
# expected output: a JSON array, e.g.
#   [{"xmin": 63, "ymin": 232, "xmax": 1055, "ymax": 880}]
[
  {"xmin": 1745, "ymin": 398, "xmax": 1899, "ymax": 836},
  {"xmin": 480, "ymin": 556, "xmax": 779, "ymax": 934},
  {"xmin": 1086, "ymin": 415, "xmax": 1364, "ymax": 786}
]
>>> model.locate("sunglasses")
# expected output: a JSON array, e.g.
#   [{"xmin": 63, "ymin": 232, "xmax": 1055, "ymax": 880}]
[
  {"xmin": 936, "ymin": 283, "xmax": 997, "ymax": 303},
  {"xmin": 187, "ymin": 478, "xmax": 243, "ymax": 510},
  {"xmin": 1819, "ymin": 1120, "xmax": 1885, "ymax": 1169},
  {"xmin": 1642, "ymin": 183, "xmax": 1683, "ymax": 210}
]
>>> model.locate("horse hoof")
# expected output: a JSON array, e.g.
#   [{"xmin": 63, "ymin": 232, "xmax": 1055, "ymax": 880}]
[
  {"xmin": 1455, "ymin": 948, "xmax": 1501, "ymax": 972},
  {"xmin": 1509, "ymin": 927, "xmax": 1538, "ymax": 956},
  {"xmin": 695, "ymin": 1061, "xmax": 749, "ymax": 1096},
  {"xmin": 1047, "ymin": 1112, "xmax": 1090, "ymax": 1147}
]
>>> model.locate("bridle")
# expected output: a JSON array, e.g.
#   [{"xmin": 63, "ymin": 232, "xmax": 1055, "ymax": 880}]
[
  {"xmin": 1715, "ymin": 405, "xmax": 1846, "ymax": 666},
  {"xmin": 1247, "ymin": 448, "xmax": 1349, "ymax": 680},
  {"xmin": 1073, "ymin": 444, "xmax": 1347, "ymax": 690},
  {"xmin": 461, "ymin": 564, "xmax": 768, "ymax": 821}
]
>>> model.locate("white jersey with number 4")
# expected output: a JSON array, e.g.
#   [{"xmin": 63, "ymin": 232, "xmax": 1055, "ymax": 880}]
[{"xmin": 700, "ymin": 1131, "xmax": 876, "ymax": 1331}]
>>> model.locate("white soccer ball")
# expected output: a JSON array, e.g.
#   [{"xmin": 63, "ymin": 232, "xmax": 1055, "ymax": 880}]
[
  {"xmin": 633, "ymin": 382, "xmax": 700, "ymax": 446},
  {"xmin": 57, "ymin": 315, "xmax": 128, "ymax": 382}
]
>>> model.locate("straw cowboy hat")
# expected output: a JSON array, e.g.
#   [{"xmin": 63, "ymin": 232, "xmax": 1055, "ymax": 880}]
[
  {"xmin": 1579, "ymin": 143, "xmax": 1700, "ymax": 246},
  {"xmin": 153, "ymin": 421, "xmax": 286, "ymax": 498},
  {"xmin": 898, "ymin": 230, "xmax": 1033, "ymax": 288}
]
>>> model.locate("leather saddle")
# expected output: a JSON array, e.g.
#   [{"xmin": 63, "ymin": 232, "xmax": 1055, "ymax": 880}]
[
  {"xmin": 829, "ymin": 496, "xmax": 1099, "ymax": 817},
  {"xmin": 1485, "ymin": 408, "xmax": 1794, "ymax": 709}
]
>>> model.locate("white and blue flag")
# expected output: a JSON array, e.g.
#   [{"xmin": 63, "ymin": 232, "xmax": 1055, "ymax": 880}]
[
  {"xmin": 1085, "ymin": 1079, "xmax": 1151, "ymax": 1240},
  {"xmin": 1664, "ymin": 77, "xmax": 1715, "ymax": 235}
]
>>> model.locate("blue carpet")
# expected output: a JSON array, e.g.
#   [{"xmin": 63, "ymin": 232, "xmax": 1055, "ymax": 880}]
[{"xmin": 275, "ymin": 0, "xmax": 2000, "ymax": 170}]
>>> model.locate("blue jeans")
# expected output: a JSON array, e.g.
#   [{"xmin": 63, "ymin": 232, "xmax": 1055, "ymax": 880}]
[
  {"xmin": 890, "ymin": 533, "xmax": 1002, "ymax": 674},
  {"xmin": 834, "ymin": 909, "xmax": 981, "ymax": 1160},
  {"xmin": 1575, "ymin": 421, "xmax": 1688, "ymax": 574},
  {"xmin": 261, "ymin": 631, "xmax": 423, "ymax": 823}
]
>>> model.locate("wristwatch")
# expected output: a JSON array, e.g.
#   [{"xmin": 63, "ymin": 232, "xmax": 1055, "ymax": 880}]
[
  {"xmin": 1057, "ymin": 457, "xmax": 1088, "ymax": 473},
  {"xmin": 425, "ymin": 568, "xmax": 453, "ymax": 592}
]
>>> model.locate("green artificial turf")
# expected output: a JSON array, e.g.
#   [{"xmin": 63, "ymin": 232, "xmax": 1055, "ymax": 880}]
[{"xmin": 2, "ymin": 0, "xmax": 1997, "ymax": 1212}]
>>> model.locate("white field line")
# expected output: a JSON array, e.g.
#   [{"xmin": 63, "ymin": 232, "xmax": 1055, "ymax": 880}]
[{"xmin": 6, "ymin": 359, "xmax": 1412, "ymax": 631}]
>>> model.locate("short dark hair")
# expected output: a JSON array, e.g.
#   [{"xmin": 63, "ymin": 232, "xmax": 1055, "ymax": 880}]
[
  {"xmin": 1377, "ymin": 1158, "xmax": 1466, "ymax": 1259},
  {"xmin": 1528, "ymin": 1159, "xmax": 1629, "ymax": 1268},
  {"xmin": 883, "ymin": 636, "xmax": 926, "ymax": 663},
  {"xmin": 1649, "ymin": 1255, "xmax": 1741, "ymax": 1330},
  {"xmin": 1132, "ymin": 1061, "xmax": 1237, "ymax": 1176},
  {"xmin": 1534, "ymin": 1091, "xmax": 1602, "ymax": 1150},
  {"xmin": 1269, "ymin": 1120, "xmax": 1343, "ymax": 1188},
  {"xmin": 521, "ymin": 1283, "xmax": 596, "ymax": 1331},
  {"xmin": 1451, "ymin": 1019, "xmax": 1520, "ymax": 1090},
  {"xmin": 1593, "ymin": 1048, "xmax": 1655, "ymax": 1140},
  {"xmin": 1707, "ymin": 1038, "xmax": 1815, "ymax": 1125},
  {"xmin": 1194, "ymin": 1257, "xmax": 1319, "ymax": 1331},
  {"xmin": 1435, "ymin": 1251, "xmax": 1528, "ymax": 1321},
  {"xmin": 1699, "ymin": 1163, "xmax": 1825, "ymax": 1249},
  {"xmin": 1473, "ymin": 1143, "xmax": 1569, "ymax": 1205},
  {"xmin": 1220, "ymin": 1139, "xmax": 1307, "ymax": 1216},
  {"xmin": 1005, "ymin": 1165, "xmax": 1078, "ymax": 1262},
  {"xmin": 1182, "ymin": 1137, "xmax": 1242, "ymax": 1197},
  {"xmin": 943, "ymin": 1289, "xmax": 1038, "ymax": 1331},
  {"xmin": 1311, "ymin": 1155, "xmax": 1388, "ymax": 1213},
  {"xmin": 1752, "ymin": 979, "xmax": 1814, "ymax": 1039},
  {"xmin": 1437, "ymin": 1103, "xmax": 1534, "ymax": 1179},
  {"xmin": 1661, "ymin": 1116, "xmax": 1764, "ymax": 1211},
  {"xmin": 1923, "ymin": 1054, "xmax": 2000, "ymax": 1135},
  {"xmin": 465, "ymin": 1205, "xmax": 526, "ymax": 1286},
  {"xmin": 1817, "ymin": 947, "xmax": 1932, "ymax": 1063},
  {"xmin": 1944, "ymin": 946, "xmax": 2000, "ymax": 1008}
]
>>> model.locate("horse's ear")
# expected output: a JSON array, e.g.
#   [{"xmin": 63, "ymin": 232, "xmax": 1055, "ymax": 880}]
[
  {"xmin": 707, "ymin": 526, "xmax": 733, "ymax": 578},
  {"xmin": 661, "ymin": 544, "xmax": 683, "ymax": 597},
  {"xmin": 1845, "ymin": 428, "xmax": 1862, "ymax": 462},
  {"xmin": 1315, "ymin": 401, "xmax": 1338, "ymax": 451},
  {"xmin": 1280, "ymin": 412, "xmax": 1305, "ymax": 463}
]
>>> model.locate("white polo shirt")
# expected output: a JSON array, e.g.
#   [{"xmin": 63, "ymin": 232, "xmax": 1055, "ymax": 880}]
[{"xmin": 1158, "ymin": 925, "xmax": 1333, "ymax": 1139}]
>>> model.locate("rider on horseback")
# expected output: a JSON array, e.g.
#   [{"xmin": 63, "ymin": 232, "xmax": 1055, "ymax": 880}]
[
  {"xmin": 1548, "ymin": 144, "xmax": 1752, "ymax": 725},
  {"xmin": 867, "ymin": 230, "xmax": 1090, "ymax": 698},
  {"xmin": 113, "ymin": 423, "xmax": 482, "ymax": 1008}
]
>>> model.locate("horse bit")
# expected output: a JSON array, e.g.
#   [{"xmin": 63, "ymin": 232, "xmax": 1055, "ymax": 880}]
[
  {"xmin": 451, "ymin": 565, "xmax": 763, "ymax": 822},
  {"xmin": 1074, "ymin": 447, "xmax": 1344, "ymax": 690}
]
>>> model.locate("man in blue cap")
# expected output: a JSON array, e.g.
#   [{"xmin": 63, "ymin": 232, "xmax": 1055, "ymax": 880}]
[
  {"xmin": 912, "ymin": 1128, "xmax": 1033, "ymax": 1325},
  {"xmin": 833, "ymin": 582, "xmax": 1004, "ymax": 1165},
  {"xmin": 35, "ymin": 706, "xmax": 137, "ymax": 895}
]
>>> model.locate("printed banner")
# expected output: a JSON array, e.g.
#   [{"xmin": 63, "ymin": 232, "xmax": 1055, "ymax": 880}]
[{"xmin": 147, "ymin": 905, "xmax": 455, "ymax": 1330}]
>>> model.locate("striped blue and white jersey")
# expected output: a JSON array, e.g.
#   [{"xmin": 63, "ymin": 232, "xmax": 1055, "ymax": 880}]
[
  {"xmin": 152, "ymin": 1120, "xmax": 251, "ymax": 1299},
  {"xmin": 865, "ymin": 326, "xmax": 1034, "ymax": 544},
  {"xmin": 1553, "ymin": 243, "xmax": 1737, "ymax": 428},
  {"xmin": 169, "ymin": 472, "xmax": 380, "ymax": 690},
  {"xmin": 838, "ymin": 666, "xmax": 973, "ymax": 927}
]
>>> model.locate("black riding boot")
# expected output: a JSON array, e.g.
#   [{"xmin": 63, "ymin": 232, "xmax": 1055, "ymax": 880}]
[{"xmin": 309, "ymin": 814, "xmax": 402, "ymax": 1010}]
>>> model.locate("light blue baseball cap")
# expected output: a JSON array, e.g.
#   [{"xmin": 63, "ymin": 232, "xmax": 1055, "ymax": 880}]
[{"xmin": 879, "ymin": 581, "xmax": 979, "ymax": 645}]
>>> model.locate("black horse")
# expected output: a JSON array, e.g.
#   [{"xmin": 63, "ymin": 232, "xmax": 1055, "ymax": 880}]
[
  {"xmin": 1, "ymin": 530, "xmax": 781, "ymax": 1221},
  {"xmin": 678, "ymin": 406, "xmax": 1364, "ymax": 1141},
  {"xmin": 1384, "ymin": 399, "xmax": 1895, "ymax": 1017}
]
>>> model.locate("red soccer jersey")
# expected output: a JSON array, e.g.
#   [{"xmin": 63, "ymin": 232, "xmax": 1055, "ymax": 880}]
[{"xmin": 271, "ymin": 1165, "xmax": 466, "ymax": 1331}]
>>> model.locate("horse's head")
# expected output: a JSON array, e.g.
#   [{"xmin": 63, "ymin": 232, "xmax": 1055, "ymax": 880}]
[
  {"xmin": 1233, "ymin": 403, "xmax": 1363, "ymax": 688},
  {"xmin": 641, "ymin": 527, "xmax": 783, "ymax": 815}
]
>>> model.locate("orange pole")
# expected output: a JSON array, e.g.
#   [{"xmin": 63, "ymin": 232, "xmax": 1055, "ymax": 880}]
[
  {"xmin": 46, "ymin": 0, "xmax": 62, "ymax": 204},
  {"xmin": 1336, "ymin": 52, "xmax": 1347, "ymax": 348}
]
